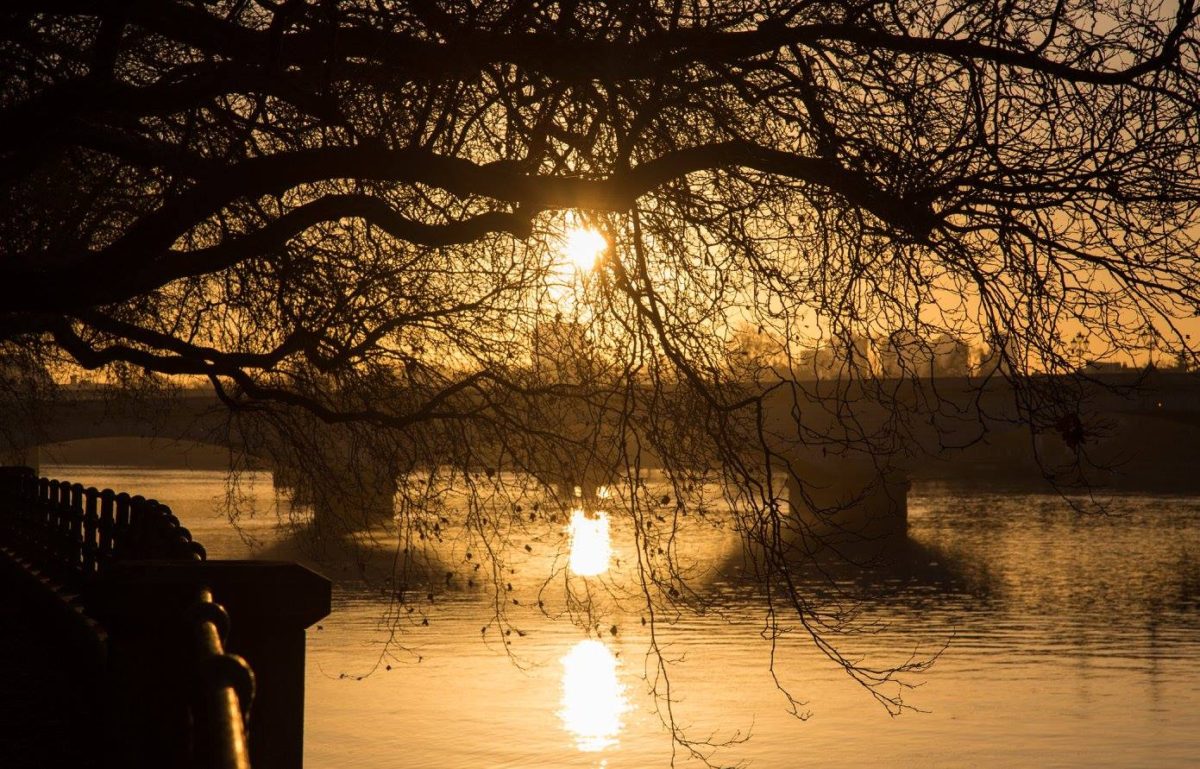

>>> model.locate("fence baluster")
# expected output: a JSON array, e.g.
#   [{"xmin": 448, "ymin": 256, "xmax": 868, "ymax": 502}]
[
  {"xmin": 67, "ymin": 483, "xmax": 84, "ymax": 575},
  {"xmin": 113, "ymin": 493, "xmax": 132, "ymax": 560},
  {"xmin": 136, "ymin": 496, "xmax": 151, "ymax": 557},
  {"xmin": 46, "ymin": 479, "xmax": 62, "ymax": 564},
  {"xmin": 59, "ymin": 482, "xmax": 73, "ymax": 567},
  {"xmin": 98, "ymin": 489, "xmax": 115, "ymax": 571},
  {"xmin": 82, "ymin": 488, "xmax": 99, "ymax": 576}
]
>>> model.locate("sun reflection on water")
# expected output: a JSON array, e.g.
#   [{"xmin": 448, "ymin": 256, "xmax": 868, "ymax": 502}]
[
  {"xmin": 559, "ymin": 640, "xmax": 628, "ymax": 752},
  {"xmin": 568, "ymin": 508, "xmax": 612, "ymax": 576}
]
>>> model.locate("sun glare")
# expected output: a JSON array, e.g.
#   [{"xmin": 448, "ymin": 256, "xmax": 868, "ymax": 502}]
[
  {"xmin": 559, "ymin": 639, "xmax": 628, "ymax": 752},
  {"xmin": 568, "ymin": 508, "xmax": 612, "ymax": 576},
  {"xmin": 563, "ymin": 227, "xmax": 607, "ymax": 273}
]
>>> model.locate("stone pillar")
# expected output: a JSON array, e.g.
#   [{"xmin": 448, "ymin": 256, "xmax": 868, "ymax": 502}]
[
  {"xmin": 782, "ymin": 459, "xmax": 909, "ymax": 544},
  {"xmin": 271, "ymin": 446, "xmax": 398, "ymax": 533},
  {"xmin": 309, "ymin": 459, "xmax": 398, "ymax": 532},
  {"xmin": 85, "ymin": 560, "xmax": 331, "ymax": 769}
]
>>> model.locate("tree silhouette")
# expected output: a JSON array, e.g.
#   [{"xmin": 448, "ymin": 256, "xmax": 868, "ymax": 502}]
[{"xmin": 2, "ymin": 0, "xmax": 1199, "ymax": 729}]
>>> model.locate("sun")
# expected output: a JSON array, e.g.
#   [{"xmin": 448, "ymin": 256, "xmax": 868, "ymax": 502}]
[{"xmin": 563, "ymin": 227, "xmax": 607, "ymax": 273}]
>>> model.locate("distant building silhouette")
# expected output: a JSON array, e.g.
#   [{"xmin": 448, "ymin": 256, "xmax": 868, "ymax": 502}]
[
  {"xmin": 1080, "ymin": 359, "xmax": 1129, "ymax": 374},
  {"xmin": 875, "ymin": 331, "xmax": 972, "ymax": 378}
]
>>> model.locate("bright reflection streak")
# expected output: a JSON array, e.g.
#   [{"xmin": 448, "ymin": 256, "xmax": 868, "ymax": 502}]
[
  {"xmin": 559, "ymin": 640, "xmax": 628, "ymax": 752},
  {"xmin": 568, "ymin": 508, "xmax": 611, "ymax": 576},
  {"xmin": 563, "ymin": 227, "xmax": 607, "ymax": 273}
]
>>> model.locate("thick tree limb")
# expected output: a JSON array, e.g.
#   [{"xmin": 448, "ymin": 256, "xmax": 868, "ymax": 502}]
[
  {"xmin": 0, "ymin": 141, "xmax": 933, "ymax": 313},
  {"xmin": 20, "ymin": 0, "xmax": 1194, "ymax": 87}
]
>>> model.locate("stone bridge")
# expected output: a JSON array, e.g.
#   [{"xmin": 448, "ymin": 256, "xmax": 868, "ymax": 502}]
[
  {"xmin": 1, "ymin": 386, "xmax": 258, "ymax": 467},
  {"xmin": 2, "ymin": 370, "xmax": 1199, "ymax": 540},
  {"xmin": 751, "ymin": 369, "xmax": 1200, "ymax": 544}
]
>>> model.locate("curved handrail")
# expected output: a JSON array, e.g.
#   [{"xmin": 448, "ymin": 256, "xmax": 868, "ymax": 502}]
[{"xmin": 189, "ymin": 588, "xmax": 255, "ymax": 769}]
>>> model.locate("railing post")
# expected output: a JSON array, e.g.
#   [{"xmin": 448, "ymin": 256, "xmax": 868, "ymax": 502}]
[
  {"xmin": 42, "ymin": 478, "xmax": 57, "ymax": 562},
  {"xmin": 157, "ymin": 503, "xmax": 205, "ymax": 561},
  {"xmin": 97, "ymin": 489, "xmax": 115, "ymax": 571},
  {"xmin": 82, "ymin": 488, "xmax": 99, "ymax": 577},
  {"xmin": 57, "ymin": 481, "xmax": 73, "ymax": 570},
  {"xmin": 68, "ymin": 483, "xmax": 85, "ymax": 575},
  {"xmin": 50, "ymin": 479, "xmax": 67, "ymax": 567},
  {"xmin": 113, "ymin": 492, "xmax": 131, "ymax": 560},
  {"xmin": 128, "ymin": 495, "xmax": 148, "ymax": 559},
  {"xmin": 36, "ymin": 476, "xmax": 50, "ymax": 550}
]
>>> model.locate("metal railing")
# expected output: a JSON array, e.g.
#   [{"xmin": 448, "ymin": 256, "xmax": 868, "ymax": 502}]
[
  {"xmin": 0, "ymin": 466, "xmax": 254, "ymax": 769},
  {"xmin": 189, "ymin": 588, "xmax": 255, "ymax": 769},
  {"xmin": 0, "ymin": 468, "xmax": 206, "ymax": 580}
]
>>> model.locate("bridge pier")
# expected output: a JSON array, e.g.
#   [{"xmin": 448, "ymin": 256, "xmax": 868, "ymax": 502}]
[
  {"xmin": 311, "ymin": 466, "xmax": 398, "ymax": 532},
  {"xmin": 510, "ymin": 443, "xmax": 617, "ymax": 511},
  {"xmin": 780, "ymin": 458, "xmax": 909, "ymax": 544},
  {"xmin": 273, "ymin": 455, "xmax": 398, "ymax": 532},
  {"xmin": 541, "ymin": 466, "xmax": 614, "ymax": 510}
]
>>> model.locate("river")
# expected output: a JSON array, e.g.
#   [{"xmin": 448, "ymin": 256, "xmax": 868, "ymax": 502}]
[{"xmin": 43, "ymin": 464, "xmax": 1200, "ymax": 769}]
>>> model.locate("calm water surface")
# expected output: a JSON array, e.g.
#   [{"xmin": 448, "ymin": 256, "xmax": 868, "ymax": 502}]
[{"xmin": 46, "ymin": 465, "xmax": 1200, "ymax": 768}]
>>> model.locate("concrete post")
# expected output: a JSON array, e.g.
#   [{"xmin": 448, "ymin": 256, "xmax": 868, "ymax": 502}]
[{"xmin": 85, "ymin": 560, "xmax": 331, "ymax": 769}]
